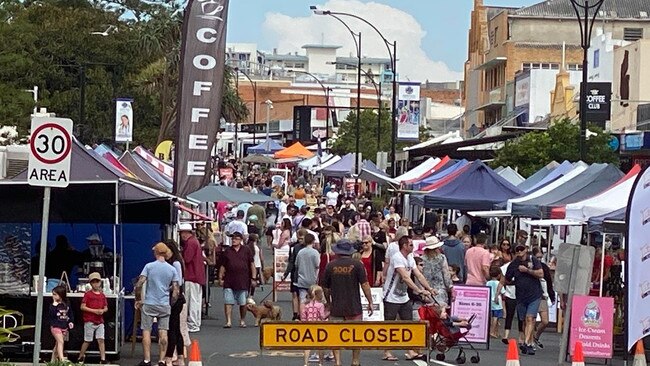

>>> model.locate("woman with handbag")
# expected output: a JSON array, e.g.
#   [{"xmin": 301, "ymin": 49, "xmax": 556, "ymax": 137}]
[{"xmin": 164, "ymin": 240, "xmax": 188, "ymax": 366}]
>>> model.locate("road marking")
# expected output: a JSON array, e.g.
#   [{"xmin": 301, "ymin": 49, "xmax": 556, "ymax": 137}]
[
  {"xmin": 426, "ymin": 359, "xmax": 456, "ymax": 366},
  {"xmin": 228, "ymin": 350, "xmax": 303, "ymax": 358}
]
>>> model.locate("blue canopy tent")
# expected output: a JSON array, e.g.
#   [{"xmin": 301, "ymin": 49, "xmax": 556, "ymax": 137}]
[
  {"xmin": 411, "ymin": 160, "xmax": 524, "ymax": 210},
  {"xmin": 412, "ymin": 159, "xmax": 469, "ymax": 190},
  {"xmin": 246, "ymin": 138, "xmax": 283, "ymax": 154},
  {"xmin": 510, "ymin": 163, "xmax": 623, "ymax": 218},
  {"xmin": 587, "ymin": 207, "xmax": 626, "ymax": 233},
  {"xmin": 521, "ymin": 160, "xmax": 574, "ymax": 193},
  {"xmin": 362, "ymin": 160, "xmax": 385, "ymax": 176},
  {"xmin": 321, "ymin": 153, "xmax": 356, "ymax": 177}
]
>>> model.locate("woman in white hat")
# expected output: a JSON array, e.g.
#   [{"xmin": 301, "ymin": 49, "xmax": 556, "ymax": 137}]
[{"xmin": 420, "ymin": 236, "xmax": 454, "ymax": 305}]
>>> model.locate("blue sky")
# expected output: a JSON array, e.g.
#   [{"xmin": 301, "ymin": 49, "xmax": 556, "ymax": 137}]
[{"xmin": 227, "ymin": 0, "xmax": 533, "ymax": 81}]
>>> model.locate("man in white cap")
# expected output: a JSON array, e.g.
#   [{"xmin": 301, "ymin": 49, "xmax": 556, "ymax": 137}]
[
  {"xmin": 325, "ymin": 184, "xmax": 339, "ymax": 207},
  {"xmin": 178, "ymin": 223, "xmax": 205, "ymax": 333}
]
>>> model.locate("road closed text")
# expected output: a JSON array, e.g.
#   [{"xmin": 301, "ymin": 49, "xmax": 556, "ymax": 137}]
[{"xmin": 260, "ymin": 322, "xmax": 427, "ymax": 350}]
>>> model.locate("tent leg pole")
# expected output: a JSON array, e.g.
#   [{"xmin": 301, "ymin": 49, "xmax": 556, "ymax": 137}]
[{"xmin": 599, "ymin": 232, "xmax": 606, "ymax": 297}]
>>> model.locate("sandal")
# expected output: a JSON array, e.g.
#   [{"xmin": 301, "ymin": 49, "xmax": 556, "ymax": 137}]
[{"xmin": 382, "ymin": 355, "xmax": 398, "ymax": 361}]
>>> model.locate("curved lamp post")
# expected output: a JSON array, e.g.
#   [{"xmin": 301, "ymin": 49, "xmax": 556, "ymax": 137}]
[
  {"xmin": 288, "ymin": 70, "xmax": 333, "ymax": 142},
  {"xmin": 569, "ymin": 0, "xmax": 606, "ymax": 161},
  {"xmin": 235, "ymin": 67, "xmax": 258, "ymax": 144},
  {"xmin": 312, "ymin": 5, "xmax": 398, "ymax": 177},
  {"xmin": 329, "ymin": 62, "xmax": 383, "ymax": 150}
]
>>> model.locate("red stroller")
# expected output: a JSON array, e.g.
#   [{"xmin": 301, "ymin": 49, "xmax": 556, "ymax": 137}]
[{"xmin": 418, "ymin": 304, "xmax": 481, "ymax": 364}]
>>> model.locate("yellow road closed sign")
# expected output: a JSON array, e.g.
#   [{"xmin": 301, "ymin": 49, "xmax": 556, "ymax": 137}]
[{"xmin": 260, "ymin": 321, "xmax": 428, "ymax": 350}]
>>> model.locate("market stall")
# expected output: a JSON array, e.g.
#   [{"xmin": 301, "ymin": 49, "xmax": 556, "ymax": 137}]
[{"xmin": 0, "ymin": 140, "xmax": 177, "ymax": 360}]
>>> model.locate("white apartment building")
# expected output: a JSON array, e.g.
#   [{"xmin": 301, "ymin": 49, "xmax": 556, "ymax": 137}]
[{"xmin": 227, "ymin": 42, "xmax": 391, "ymax": 84}]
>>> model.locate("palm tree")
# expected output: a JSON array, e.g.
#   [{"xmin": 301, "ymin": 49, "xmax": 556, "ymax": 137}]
[{"xmin": 133, "ymin": 12, "xmax": 248, "ymax": 145}]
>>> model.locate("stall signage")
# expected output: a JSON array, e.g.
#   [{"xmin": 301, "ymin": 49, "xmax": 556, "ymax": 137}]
[
  {"xmin": 28, "ymin": 117, "xmax": 73, "ymax": 188},
  {"xmin": 585, "ymin": 82, "xmax": 612, "ymax": 128},
  {"xmin": 451, "ymin": 285, "xmax": 491, "ymax": 344},
  {"xmin": 260, "ymin": 322, "xmax": 427, "ymax": 350},
  {"xmin": 273, "ymin": 247, "xmax": 290, "ymax": 292},
  {"xmin": 569, "ymin": 295, "xmax": 614, "ymax": 359}
]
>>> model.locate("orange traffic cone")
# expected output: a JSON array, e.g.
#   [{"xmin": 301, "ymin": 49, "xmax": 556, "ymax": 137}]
[
  {"xmin": 506, "ymin": 339, "xmax": 520, "ymax": 366},
  {"xmin": 572, "ymin": 341, "xmax": 585, "ymax": 366},
  {"xmin": 188, "ymin": 339, "xmax": 202, "ymax": 366},
  {"xmin": 633, "ymin": 340, "xmax": 647, "ymax": 366}
]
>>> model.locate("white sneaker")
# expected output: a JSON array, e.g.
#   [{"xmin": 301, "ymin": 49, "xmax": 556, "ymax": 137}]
[{"xmin": 308, "ymin": 353, "xmax": 320, "ymax": 362}]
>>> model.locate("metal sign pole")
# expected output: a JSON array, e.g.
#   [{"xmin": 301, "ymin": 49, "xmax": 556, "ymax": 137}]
[{"xmin": 33, "ymin": 186, "xmax": 52, "ymax": 365}]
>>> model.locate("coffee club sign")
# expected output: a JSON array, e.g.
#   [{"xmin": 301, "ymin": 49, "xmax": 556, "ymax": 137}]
[{"xmin": 583, "ymin": 82, "xmax": 612, "ymax": 129}]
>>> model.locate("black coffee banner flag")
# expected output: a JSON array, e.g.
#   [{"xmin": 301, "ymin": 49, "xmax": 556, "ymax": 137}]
[{"xmin": 173, "ymin": 0, "xmax": 230, "ymax": 197}]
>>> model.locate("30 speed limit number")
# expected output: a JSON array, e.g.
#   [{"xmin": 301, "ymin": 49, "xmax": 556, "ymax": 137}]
[{"xmin": 28, "ymin": 117, "xmax": 73, "ymax": 188}]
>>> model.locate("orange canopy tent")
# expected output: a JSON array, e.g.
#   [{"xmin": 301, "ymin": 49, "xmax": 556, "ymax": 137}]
[{"xmin": 273, "ymin": 142, "xmax": 315, "ymax": 159}]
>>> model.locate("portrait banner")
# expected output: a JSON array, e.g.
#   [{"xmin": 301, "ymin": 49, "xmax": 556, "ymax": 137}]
[
  {"xmin": 115, "ymin": 99, "xmax": 133, "ymax": 142},
  {"xmin": 397, "ymin": 82, "xmax": 421, "ymax": 141}
]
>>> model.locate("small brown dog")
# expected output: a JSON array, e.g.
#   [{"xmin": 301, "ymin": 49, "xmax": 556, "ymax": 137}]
[
  {"xmin": 262, "ymin": 267, "xmax": 274, "ymax": 284},
  {"xmin": 246, "ymin": 299, "xmax": 281, "ymax": 326}
]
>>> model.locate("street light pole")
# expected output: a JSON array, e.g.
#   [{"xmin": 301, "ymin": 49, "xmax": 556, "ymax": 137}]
[
  {"xmin": 570, "ymin": 0, "xmax": 605, "ymax": 161},
  {"xmin": 265, "ymin": 100, "xmax": 273, "ymax": 140},
  {"xmin": 311, "ymin": 6, "xmax": 398, "ymax": 177},
  {"xmin": 288, "ymin": 70, "xmax": 332, "ymax": 142},
  {"xmin": 328, "ymin": 62, "xmax": 381, "ymax": 150},
  {"xmin": 235, "ymin": 67, "xmax": 258, "ymax": 144}
]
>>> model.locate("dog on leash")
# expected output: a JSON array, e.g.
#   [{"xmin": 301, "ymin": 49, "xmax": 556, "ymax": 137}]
[
  {"xmin": 262, "ymin": 267, "xmax": 274, "ymax": 284},
  {"xmin": 245, "ymin": 298, "xmax": 282, "ymax": 326}
]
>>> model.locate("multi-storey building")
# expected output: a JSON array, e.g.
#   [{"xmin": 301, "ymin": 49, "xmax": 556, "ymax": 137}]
[{"xmin": 464, "ymin": 0, "xmax": 650, "ymax": 134}]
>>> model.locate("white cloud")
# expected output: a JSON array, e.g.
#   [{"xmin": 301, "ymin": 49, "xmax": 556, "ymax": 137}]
[{"xmin": 262, "ymin": 0, "xmax": 463, "ymax": 82}]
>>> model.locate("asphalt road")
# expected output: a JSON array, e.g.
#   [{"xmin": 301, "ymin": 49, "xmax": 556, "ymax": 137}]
[{"xmin": 122, "ymin": 246, "xmax": 632, "ymax": 366}]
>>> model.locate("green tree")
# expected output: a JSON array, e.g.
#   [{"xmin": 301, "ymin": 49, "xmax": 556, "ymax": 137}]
[
  {"xmin": 492, "ymin": 118, "xmax": 619, "ymax": 177},
  {"xmin": 0, "ymin": 0, "xmax": 247, "ymax": 148},
  {"xmin": 331, "ymin": 108, "xmax": 429, "ymax": 163}
]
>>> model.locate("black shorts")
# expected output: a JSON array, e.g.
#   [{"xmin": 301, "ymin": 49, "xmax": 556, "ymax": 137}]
[{"xmin": 265, "ymin": 227, "xmax": 274, "ymax": 236}]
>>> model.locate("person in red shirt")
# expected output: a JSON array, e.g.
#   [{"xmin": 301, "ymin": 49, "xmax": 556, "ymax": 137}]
[
  {"xmin": 179, "ymin": 223, "xmax": 206, "ymax": 333},
  {"xmin": 78, "ymin": 272, "xmax": 108, "ymax": 364}
]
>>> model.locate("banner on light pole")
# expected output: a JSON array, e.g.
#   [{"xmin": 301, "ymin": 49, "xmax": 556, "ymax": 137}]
[
  {"xmin": 115, "ymin": 99, "xmax": 134, "ymax": 142},
  {"xmin": 396, "ymin": 82, "xmax": 421, "ymax": 141}
]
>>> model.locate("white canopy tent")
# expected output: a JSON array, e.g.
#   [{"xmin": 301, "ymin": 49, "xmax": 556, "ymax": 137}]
[
  {"xmin": 394, "ymin": 157, "xmax": 441, "ymax": 183},
  {"xmin": 506, "ymin": 162, "xmax": 588, "ymax": 212},
  {"xmin": 564, "ymin": 170, "xmax": 638, "ymax": 222},
  {"xmin": 298, "ymin": 153, "xmax": 332, "ymax": 171},
  {"xmin": 310, "ymin": 155, "xmax": 341, "ymax": 174}
]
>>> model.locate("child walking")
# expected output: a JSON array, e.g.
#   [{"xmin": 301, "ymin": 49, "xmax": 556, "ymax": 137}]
[
  {"xmin": 48, "ymin": 285, "xmax": 74, "ymax": 362},
  {"xmin": 78, "ymin": 272, "xmax": 108, "ymax": 364},
  {"xmin": 487, "ymin": 266, "xmax": 504, "ymax": 338},
  {"xmin": 300, "ymin": 285, "xmax": 327, "ymax": 366}
]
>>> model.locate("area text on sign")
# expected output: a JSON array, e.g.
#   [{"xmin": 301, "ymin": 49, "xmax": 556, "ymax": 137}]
[{"xmin": 28, "ymin": 118, "xmax": 73, "ymax": 188}]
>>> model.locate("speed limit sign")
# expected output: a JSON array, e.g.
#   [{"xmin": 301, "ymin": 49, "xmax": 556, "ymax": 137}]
[{"xmin": 28, "ymin": 117, "xmax": 73, "ymax": 188}]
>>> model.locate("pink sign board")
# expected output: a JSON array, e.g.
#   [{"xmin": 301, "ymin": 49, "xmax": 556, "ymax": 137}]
[
  {"xmin": 451, "ymin": 285, "xmax": 491, "ymax": 344},
  {"xmin": 569, "ymin": 295, "xmax": 614, "ymax": 359}
]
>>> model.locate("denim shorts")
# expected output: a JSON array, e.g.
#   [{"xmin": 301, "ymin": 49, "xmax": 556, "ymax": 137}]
[
  {"xmin": 491, "ymin": 309, "xmax": 504, "ymax": 318},
  {"xmin": 224, "ymin": 288, "xmax": 248, "ymax": 305},
  {"xmin": 517, "ymin": 298, "xmax": 541, "ymax": 319}
]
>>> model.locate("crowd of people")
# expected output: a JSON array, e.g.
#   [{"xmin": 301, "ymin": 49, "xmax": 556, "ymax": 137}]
[{"xmin": 123, "ymin": 166, "xmax": 562, "ymax": 365}]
